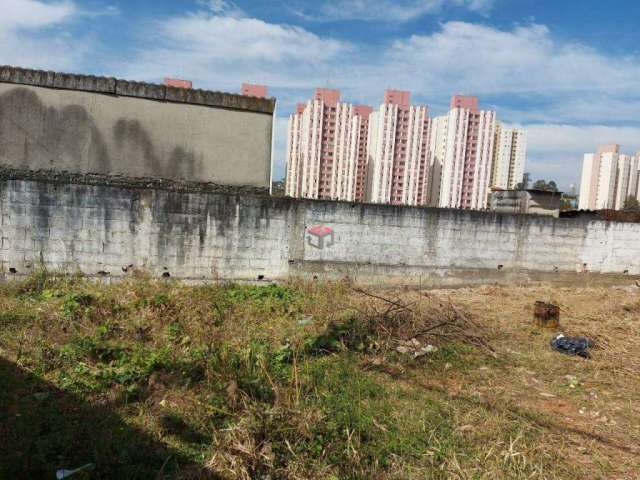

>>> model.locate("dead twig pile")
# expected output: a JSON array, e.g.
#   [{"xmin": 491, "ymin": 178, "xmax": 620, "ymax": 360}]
[{"xmin": 351, "ymin": 288, "xmax": 495, "ymax": 356}]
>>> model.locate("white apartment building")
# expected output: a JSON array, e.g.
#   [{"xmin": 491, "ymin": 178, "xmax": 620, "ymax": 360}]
[
  {"xmin": 579, "ymin": 144, "xmax": 640, "ymax": 210},
  {"xmin": 366, "ymin": 90, "xmax": 430, "ymax": 206},
  {"xmin": 285, "ymin": 89, "xmax": 370, "ymax": 202},
  {"xmin": 427, "ymin": 96, "xmax": 497, "ymax": 209},
  {"xmin": 614, "ymin": 154, "xmax": 632, "ymax": 210},
  {"xmin": 425, "ymin": 114, "xmax": 448, "ymax": 206},
  {"xmin": 628, "ymin": 154, "xmax": 640, "ymax": 203},
  {"xmin": 492, "ymin": 124, "xmax": 527, "ymax": 190}
]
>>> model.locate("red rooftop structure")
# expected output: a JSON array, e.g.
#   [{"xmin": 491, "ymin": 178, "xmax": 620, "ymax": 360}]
[
  {"xmin": 241, "ymin": 83, "xmax": 269, "ymax": 98},
  {"xmin": 163, "ymin": 78, "xmax": 193, "ymax": 89}
]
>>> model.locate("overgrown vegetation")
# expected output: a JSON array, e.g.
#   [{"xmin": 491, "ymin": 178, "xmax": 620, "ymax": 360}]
[{"xmin": 0, "ymin": 273, "xmax": 638, "ymax": 478}]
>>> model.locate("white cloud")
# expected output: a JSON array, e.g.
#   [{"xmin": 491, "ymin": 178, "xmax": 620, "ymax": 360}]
[
  {"xmin": 116, "ymin": 9, "xmax": 351, "ymax": 92},
  {"xmin": 120, "ymin": 15, "xmax": 640, "ymax": 107},
  {"xmin": 304, "ymin": 0, "xmax": 495, "ymax": 22},
  {"xmin": 0, "ymin": 0, "xmax": 90, "ymax": 70},
  {"xmin": 0, "ymin": 0, "xmax": 75, "ymax": 29},
  {"xmin": 384, "ymin": 22, "xmax": 640, "ymax": 97},
  {"xmin": 197, "ymin": 0, "xmax": 244, "ymax": 17},
  {"xmin": 161, "ymin": 15, "xmax": 345, "ymax": 63}
]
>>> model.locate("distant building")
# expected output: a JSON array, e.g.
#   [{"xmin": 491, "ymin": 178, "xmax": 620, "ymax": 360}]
[
  {"xmin": 285, "ymin": 90, "xmax": 527, "ymax": 211},
  {"xmin": 428, "ymin": 96, "xmax": 497, "ymax": 209},
  {"xmin": 490, "ymin": 189, "xmax": 562, "ymax": 217},
  {"xmin": 366, "ymin": 90, "xmax": 431, "ymax": 206},
  {"xmin": 351, "ymin": 105, "xmax": 373, "ymax": 202},
  {"xmin": 163, "ymin": 78, "xmax": 192, "ymax": 89},
  {"xmin": 241, "ymin": 83, "xmax": 268, "ymax": 98},
  {"xmin": 492, "ymin": 124, "xmax": 527, "ymax": 190},
  {"xmin": 579, "ymin": 144, "xmax": 640, "ymax": 210},
  {"xmin": 285, "ymin": 89, "xmax": 371, "ymax": 202}
]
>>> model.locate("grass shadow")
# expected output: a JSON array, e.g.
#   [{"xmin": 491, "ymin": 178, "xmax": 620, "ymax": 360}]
[{"xmin": 0, "ymin": 357, "xmax": 218, "ymax": 479}]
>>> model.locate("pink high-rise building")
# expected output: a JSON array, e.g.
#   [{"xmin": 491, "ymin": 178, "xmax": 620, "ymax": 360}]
[
  {"xmin": 352, "ymin": 105, "xmax": 373, "ymax": 202},
  {"xmin": 241, "ymin": 83, "xmax": 268, "ymax": 98},
  {"xmin": 450, "ymin": 95, "xmax": 478, "ymax": 111},
  {"xmin": 285, "ymin": 88, "xmax": 371, "ymax": 201},
  {"xmin": 428, "ymin": 95, "xmax": 496, "ymax": 209},
  {"xmin": 367, "ymin": 90, "xmax": 431, "ymax": 206},
  {"xmin": 287, "ymin": 90, "xmax": 522, "ymax": 210}
]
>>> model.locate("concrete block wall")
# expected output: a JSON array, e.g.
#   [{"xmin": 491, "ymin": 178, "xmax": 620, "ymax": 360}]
[
  {"xmin": 0, "ymin": 179, "xmax": 290, "ymax": 281},
  {"xmin": 1, "ymin": 177, "xmax": 640, "ymax": 286}
]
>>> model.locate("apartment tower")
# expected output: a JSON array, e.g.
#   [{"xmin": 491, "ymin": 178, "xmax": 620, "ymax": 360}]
[
  {"xmin": 286, "ymin": 90, "xmax": 525, "ymax": 210},
  {"xmin": 491, "ymin": 124, "xmax": 527, "ymax": 190},
  {"xmin": 366, "ymin": 90, "xmax": 431, "ymax": 206},
  {"xmin": 428, "ymin": 96, "xmax": 497, "ymax": 209},
  {"xmin": 579, "ymin": 144, "xmax": 620, "ymax": 210},
  {"xmin": 577, "ymin": 144, "xmax": 640, "ymax": 211},
  {"xmin": 285, "ymin": 89, "xmax": 371, "ymax": 201},
  {"xmin": 352, "ymin": 105, "xmax": 373, "ymax": 201}
]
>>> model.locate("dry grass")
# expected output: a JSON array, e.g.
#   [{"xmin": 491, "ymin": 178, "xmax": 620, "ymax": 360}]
[
  {"xmin": 415, "ymin": 283, "xmax": 640, "ymax": 479},
  {"xmin": 0, "ymin": 272, "xmax": 639, "ymax": 479}
]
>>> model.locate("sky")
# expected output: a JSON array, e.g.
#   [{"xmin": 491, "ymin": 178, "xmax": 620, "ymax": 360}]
[{"xmin": 3, "ymin": 0, "xmax": 640, "ymax": 189}]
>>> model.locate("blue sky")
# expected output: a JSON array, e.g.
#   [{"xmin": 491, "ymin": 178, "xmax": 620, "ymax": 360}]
[{"xmin": 4, "ymin": 0, "xmax": 640, "ymax": 189}]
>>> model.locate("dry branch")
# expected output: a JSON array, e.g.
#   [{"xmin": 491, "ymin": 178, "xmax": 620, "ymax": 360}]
[{"xmin": 351, "ymin": 288, "xmax": 495, "ymax": 356}]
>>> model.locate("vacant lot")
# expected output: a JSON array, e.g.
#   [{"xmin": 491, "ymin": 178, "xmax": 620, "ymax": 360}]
[{"xmin": 1, "ymin": 273, "xmax": 638, "ymax": 479}]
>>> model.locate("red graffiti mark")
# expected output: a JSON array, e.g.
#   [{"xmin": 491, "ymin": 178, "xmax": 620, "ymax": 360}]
[
  {"xmin": 306, "ymin": 225, "xmax": 336, "ymax": 250},
  {"xmin": 307, "ymin": 225, "xmax": 333, "ymax": 238}
]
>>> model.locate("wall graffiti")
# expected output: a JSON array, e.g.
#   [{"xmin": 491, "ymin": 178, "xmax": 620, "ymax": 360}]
[{"xmin": 306, "ymin": 224, "xmax": 335, "ymax": 250}]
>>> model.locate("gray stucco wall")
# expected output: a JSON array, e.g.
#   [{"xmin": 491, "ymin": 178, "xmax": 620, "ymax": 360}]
[
  {"xmin": 2, "ymin": 177, "xmax": 639, "ymax": 286},
  {"xmin": 0, "ymin": 67, "xmax": 274, "ymax": 189}
]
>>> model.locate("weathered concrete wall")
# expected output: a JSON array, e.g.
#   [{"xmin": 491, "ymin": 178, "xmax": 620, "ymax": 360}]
[
  {"xmin": 1, "ymin": 177, "xmax": 639, "ymax": 286},
  {"xmin": 0, "ymin": 66, "xmax": 274, "ymax": 189}
]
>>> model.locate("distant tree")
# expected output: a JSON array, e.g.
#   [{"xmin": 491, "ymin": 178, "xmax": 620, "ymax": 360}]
[
  {"xmin": 515, "ymin": 172, "xmax": 531, "ymax": 190},
  {"xmin": 532, "ymin": 179, "xmax": 547, "ymax": 190},
  {"xmin": 532, "ymin": 179, "xmax": 559, "ymax": 192},
  {"xmin": 623, "ymin": 195, "xmax": 640, "ymax": 211}
]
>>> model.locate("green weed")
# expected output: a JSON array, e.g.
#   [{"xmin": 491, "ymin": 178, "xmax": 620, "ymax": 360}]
[{"xmin": 226, "ymin": 283, "xmax": 299, "ymax": 304}]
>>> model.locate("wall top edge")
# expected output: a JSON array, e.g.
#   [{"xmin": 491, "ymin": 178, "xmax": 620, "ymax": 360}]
[{"xmin": 0, "ymin": 65, "xmax": 276, "ymax": 115}]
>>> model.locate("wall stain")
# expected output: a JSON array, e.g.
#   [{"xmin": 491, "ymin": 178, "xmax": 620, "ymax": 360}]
[
  {"xmin": 0, "ymin": 88, "xmax": 111, "ymax": 174},
  {"xmin": 113, "ymin": 119, "xmax": 202, "ymax": 180},
  {"xmin": 113, "ymin": 119, "xmax": 161, "ymax": 173},
  {"xmin": 0, "ymin": 87, "xmax": 204, "ymax": 182}
]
